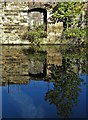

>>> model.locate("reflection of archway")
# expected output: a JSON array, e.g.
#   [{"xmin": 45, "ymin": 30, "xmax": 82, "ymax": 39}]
[{"xmin": 28, "ymin": 8, "xmax": 47, "ymax": 31}]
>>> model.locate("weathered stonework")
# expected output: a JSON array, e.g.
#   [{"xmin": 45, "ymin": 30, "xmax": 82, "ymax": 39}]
[{"xmin": 0, "ymin": 1, "xmax": 63, "ymax": 44}]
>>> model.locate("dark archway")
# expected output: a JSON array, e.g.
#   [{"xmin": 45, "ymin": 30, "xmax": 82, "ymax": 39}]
[{"xmin": 28, "ymin": 8, "xmax": 47, "ymax": 31}]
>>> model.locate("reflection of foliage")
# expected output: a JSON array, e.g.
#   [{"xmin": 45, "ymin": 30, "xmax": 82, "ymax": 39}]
[
  {"xmin": 59, "ymin": 45, "xmax": 86, "ymax": 74},
  {"xmin": 45, "ymin": 57, "xmax": 84, "ymax": 118},
  {"xmin": 22, "ymin": 47, "xmax": 47, "ymax": 62}
]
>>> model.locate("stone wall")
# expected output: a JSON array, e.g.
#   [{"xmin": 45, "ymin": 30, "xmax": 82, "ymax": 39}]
[
  {"xmin": 0, "ymin": 1, "xmax": 63, "ymax": 44},
  {"xmin": 0, "ymin": 2, "xmax": 46, "ymax": 44},
  {"xmin": 0, "ymin": 2, "xmax": 27, "ymax": 44},
  {"xmin": 46, "ymin": 22, "xmax": 63, "ymax": 44}
]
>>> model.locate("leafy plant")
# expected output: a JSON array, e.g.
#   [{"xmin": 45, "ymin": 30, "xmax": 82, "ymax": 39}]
[
  {"xmin": 49, "ymin": 2, "xmax": 85, "ymax": 29},
  {"xmin": 63, "ymin": 28, "xmax": 86, "ymax": 39},
  {"xmin": 21, "ymin": 24, "xmax": 47, "ymax": 45}
]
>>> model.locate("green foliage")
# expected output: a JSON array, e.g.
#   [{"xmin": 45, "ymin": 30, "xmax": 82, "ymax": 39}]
[
  {"xmin": 21, "ymin": 31, "xmax": 38, "ymax": 43},
  {"xmin": 39, "ymin": 31, "xmax": 47, "ymax": 38},
  {"xmin": 21, "ymin": 24, "xmax": 47, "ymax": 45},
  {"xmin": 63, "ymin": 28, "xmax": 86, "ymax": 39},
  {"xmin": 36, "ymin": 24, "xmax": 46, "ymax": 31},
  {"xmin": 50, "ymin": 2, "xmax": 85, "ymax": 28}
]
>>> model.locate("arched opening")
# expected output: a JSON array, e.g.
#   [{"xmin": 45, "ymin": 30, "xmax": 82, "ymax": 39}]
[{"xmin": 28, "ymin": 8, "xmax": 47, "ymax": 31}]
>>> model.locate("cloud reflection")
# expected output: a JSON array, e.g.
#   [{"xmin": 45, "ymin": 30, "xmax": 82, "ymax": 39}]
[{"xmin": 9, "ymin": 89, "xmax": 45, "ymax": 118}]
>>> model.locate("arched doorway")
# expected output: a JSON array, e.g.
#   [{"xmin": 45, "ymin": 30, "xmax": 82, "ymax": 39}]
[{"xmin": 28, "ymin": 8, "xmax": 47, "ymax": 31}]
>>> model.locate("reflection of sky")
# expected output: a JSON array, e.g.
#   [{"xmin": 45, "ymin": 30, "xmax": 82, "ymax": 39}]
[
  {"xmin": 71, "ymin": 74, "xmax": 87, "ymax": 118},
  {"xmin": 2, "ymin": 75, "xmax": 87, "ymax": 118},
  {"xmin": 2, "ymin": 81, "xmax": 57, "ymax": 118}
]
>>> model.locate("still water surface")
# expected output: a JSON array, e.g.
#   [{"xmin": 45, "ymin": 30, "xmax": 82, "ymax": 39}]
[{"xmin": 1, "ymin": 45, "xmax": 87, "ymax": 118}]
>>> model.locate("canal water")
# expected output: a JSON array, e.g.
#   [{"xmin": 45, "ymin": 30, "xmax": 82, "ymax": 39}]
[{"xmin": 1, "ymin": 45, "xmax": 88, "ymax": 118}]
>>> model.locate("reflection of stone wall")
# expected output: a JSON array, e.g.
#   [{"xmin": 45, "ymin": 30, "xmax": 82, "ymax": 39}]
[
  {"xmin": 0, "ymin": 45, "xmax": 2, "ymax": 86},
  {"xmin": 47, "ymin": 53, "xmax": 62, "ymax": 66},
  {"xmin": 29, "ymin": 60, "xmax": 44, "ymax": 74},
  {"xmin": 1, "ymin": 46, "xmax": 63, "ymax": 85},
  {"xmin": 1, "ymin": 46, "xmax": 29, "ymax": 85},
  {"xmin": 47, "ymin": 47, "xmax": 62, "ymax": 66},
  {"xmin": 46, "ymin": 47, "xmax": 62, "ymax": 75},
  {"xmin": 1, "ymin": 46, "xmax": 46, "ymax": 85}
]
